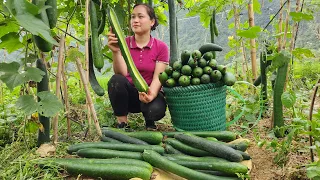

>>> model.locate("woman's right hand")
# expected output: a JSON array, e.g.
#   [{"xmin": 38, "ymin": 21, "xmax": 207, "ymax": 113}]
[{"xmin": 107, "ymin": 27, "xmax": 120, "ymax": 52}]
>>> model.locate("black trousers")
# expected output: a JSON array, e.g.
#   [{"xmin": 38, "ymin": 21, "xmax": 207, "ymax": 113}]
[{"xmin": 108, "ymin": 74, "xmax": 167, "ymax": 126}]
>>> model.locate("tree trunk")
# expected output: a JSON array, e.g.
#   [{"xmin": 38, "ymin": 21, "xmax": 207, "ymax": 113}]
[
  {"xmin": 168, "ymin": 0, "xmax": 178, "ymax": 65},
  {"xmin": 248, "ymin": 0, "xmax": 257, "ymax": 81}
]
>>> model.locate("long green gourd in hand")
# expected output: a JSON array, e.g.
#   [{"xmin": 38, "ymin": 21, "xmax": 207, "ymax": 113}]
[{"xmin": 106, "ymin": 7, "xmax": 149, "ymax": 93}]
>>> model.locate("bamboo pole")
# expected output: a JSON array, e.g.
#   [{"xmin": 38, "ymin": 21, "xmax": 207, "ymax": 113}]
[
  {"xmin": 233, "ymin": 4, "xmax": 239, "ymax": 77},
  {"xmin": 61, "ymin": 61, "xmax": 71, "ymax": 137},
  {"xmin": 278, "ymin": 0, "xmax": 284, "ymax": 51},
  {"xmin": 290, "ymin": 0, "xmax": 301, "ymax": 52},
  {"xmin": 282, "ymin": 0, "xmax": 291, "ymax": 50},
  {"xmin": 75, "ymin": 58, "xmax": 102, "ymax": 137},
  {"xmin": 233, "ymin": 3, "xmax": 247, "ymax": 80},
  {"xmin": 85, "ymin": 0, "xmax": 92, "ymax": 134},
  {"xmin": 53, "ymin": 36, "xmax": 65, "ymax": 144},
  {"xmin": 282, "ymin": 0, "xmax": 291, "ymax": 92},
  {"xmin": 284, "ymin": 0, "xmax": 300, "ymax": 91},
  {"xmin": 248, "ymin": 0, "xmax": 257, "ymax": 80}
]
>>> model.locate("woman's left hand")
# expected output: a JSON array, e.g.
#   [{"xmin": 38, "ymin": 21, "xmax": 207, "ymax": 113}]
[{"xmin": 139, "ymin": 89, "xmax": 157, "ymax": 104}]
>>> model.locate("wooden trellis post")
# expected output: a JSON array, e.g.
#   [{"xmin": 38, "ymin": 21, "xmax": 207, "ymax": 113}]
[
  {"xmin": 53, "ymin": 36, "xmax": 65, "ymax": 144},
  {"xmin": 248, "ymin": 0, "xmax": 257, "ymax": 81}
]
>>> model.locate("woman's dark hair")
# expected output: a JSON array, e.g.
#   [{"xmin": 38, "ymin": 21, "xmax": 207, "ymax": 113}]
[{"xmin": 133, "ymin": 3, "xmax": 159, "ymax": 31}]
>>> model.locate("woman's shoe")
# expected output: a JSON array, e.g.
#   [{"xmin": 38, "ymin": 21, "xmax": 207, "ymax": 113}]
[
  {"xmin": 146, "ymin": 124, "xmax": 157, "ymax": 131},
  {"xmin": 116, "ymin": 122, "xmax": 127, "ymax": 128}
]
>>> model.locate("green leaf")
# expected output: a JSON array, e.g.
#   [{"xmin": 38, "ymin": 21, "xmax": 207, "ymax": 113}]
[
  {"xmin": 237, "ymin": 26, "xmax": 261, "ymax": 39},
  {"xmin": 154, "ymin": 4, "xmax": 167, "ymax": 25},
  {"xmin": 0, "ymin": 19, "xmax": 20, "ymax": 38},
  {"xmin": 34, "ymin": 0, "xmax": 49, "ymax": 13},
  {"xmin": 292, "ymin": 48, "xmax": 315, "ymax": 60},
  {"xmin": 281, "ymin": 91, "xmax": 296, "ymax": 108},
  {"xmin": 18, "ymin": 0, "xmax": 39, "ymax": 15},
  {"xmin": 290, "ymin": 12, "xmax": 314, "ymax": 22},
  {"xmin": 0, "ymin": 32, "xmax": 24, "ymax": 53},
  {"xmin": 271, "ymin": 51, "xmax": 290, "ymax": 69},
  {"xmin": 307, "ymin": 166, "xmax": 320, "ymax": 179},
  {"xmin": 257, "ymin": 140, "xmax": 266, "ymax": 148},
  {"xmin": 253, "ymin": 0, "xmax": 262, "ymax": 14},
  {"xmin": 67, "ymin": 48, "xmax": 83, "ymax": 61},
  {"xmin": 199, "ymin": 11, "xmax": 211, "ymax": 28},
  {"xmin": 16, "ymin": 95, "xmax": 39, "ymax": 115},
  {"xmin": 185, "ymin": 0, "xmax": 195, "ymax": 8},
  {"xmin": 23, "ymin": 67, "xmax": 45, "ymax": 82},
  {"xmin": 4, "ymin": 0, "xmax": 15, "ymax": 15},
  {"xmin": 37, "ymin": 91, "xmax": 63, "ymax": 117},
  {"xmin": 0, "ymin": 72, "xmax": 25, "ymax": 90},
  {"xmin": 228, "ymin": 22, "xmax": 235, "ymax": 29},
  {"xmin": 227, "ymin": 9, "xmax": 234, "ymax": 20},
  {"xmin": 0, "ymin": 62, "xmax": 45, "ymax": 90},
  {"xmin": 245, "ymin": 113, "xmax": 256, "ymax": 122},
  {"xmin": 314, "ymin": 110, "xmax": 320, "ymax": 120},
  {"xmin": 186, "ymin": 10, "xmax": 198, "ymax": 17},
  {"xmin": 0, "ymin": 62, "xmax": 20, "ymax": 73},
  {"xmin": 225, "ymin": 50, "xmax": 236, "ymax": 60},
  {"xmin": 25, "ymin": 121, "xmax": 39, "ymax": 133},
  {"xmin": 15, "ymin": 13, "xmax": 58, "ymax": 45}
]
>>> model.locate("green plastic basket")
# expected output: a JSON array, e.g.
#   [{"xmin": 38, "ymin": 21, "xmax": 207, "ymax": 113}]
[{"xmin": 163, "ymin": 82, "xmax": 226, "ymax": 131}]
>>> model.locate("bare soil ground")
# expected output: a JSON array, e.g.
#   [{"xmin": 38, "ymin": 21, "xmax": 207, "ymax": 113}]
[{"xmin": 243, "ymin": 118, "xmax": 311, "ymax": 180}]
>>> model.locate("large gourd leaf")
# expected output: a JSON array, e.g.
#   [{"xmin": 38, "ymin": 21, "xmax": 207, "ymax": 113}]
[
  {"xmin": 16, "ymin": 95, "xmax": 39, "ymax": 115},
  {"xmin": 0, "ymin": 18, "xmax": 20, "ymax": 39},
  {"xmin": 0, "ymin": 32, "xmax": 24, "ymax": 53},
  {"xmin": 0, "ymin": 62, "xmax": 45, "ymax": 90},
  {"xmin": 4, "ymin": 0, "xmax": 58, "ymax": 45},
  {"xmin": 37, "ymin": 91, "xmax": 63, "ymax": 117},
  {"xmin": 16, "ymin": 92, "xmax": 63, "ymax": 117}
]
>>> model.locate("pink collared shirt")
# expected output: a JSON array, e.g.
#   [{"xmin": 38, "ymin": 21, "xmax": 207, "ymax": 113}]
[{"xmin": 125, "ymin": 36, "xmax": 169, "ymax": 86}]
